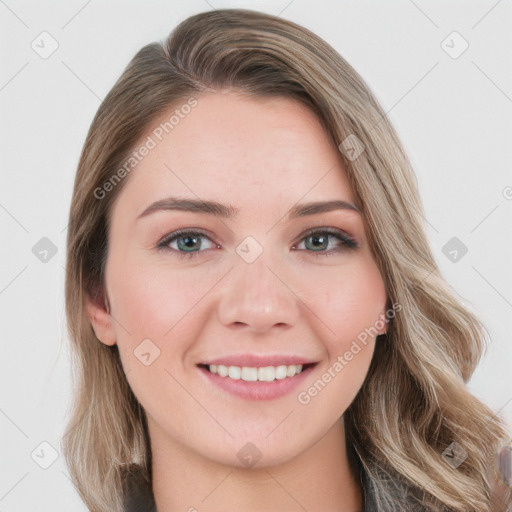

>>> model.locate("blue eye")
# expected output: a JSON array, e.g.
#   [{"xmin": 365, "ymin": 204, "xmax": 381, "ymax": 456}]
[
  {"xmin": 293, "ymin": 228, "xmax": 358, "ymax": 254},
  {"xmin": 157, "ymin": 227, "xmax": 358, "ymax": 260},
  {"xmin": 157, "ymin": 229, "xmax": 217, "ymax": 259}
]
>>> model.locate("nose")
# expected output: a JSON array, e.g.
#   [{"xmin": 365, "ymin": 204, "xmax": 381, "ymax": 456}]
[{"xmin": 217, "ymin": 252, "xmax": 300, "ymax": 334}]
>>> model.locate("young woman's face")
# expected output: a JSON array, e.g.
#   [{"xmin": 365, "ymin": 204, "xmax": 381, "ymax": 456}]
[{"xmin": 91, "ymin": 91, "xmax": 388, "ymax": 467}]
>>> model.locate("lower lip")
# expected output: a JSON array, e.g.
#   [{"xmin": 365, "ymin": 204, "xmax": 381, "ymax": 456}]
[{"xmin": 198, "ymin": 365, "xmax": 315, "ymax": 401}]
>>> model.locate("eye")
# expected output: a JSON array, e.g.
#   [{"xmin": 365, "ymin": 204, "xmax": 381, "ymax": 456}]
[
  {"xmin": 292, "ymin": 228, "xmax": 358, "ymax": 255},
  {"xmin": 156, "ymin": 227, "xmax": 358, "ymax": 260},
  {"xmin": 157, "ymin": 229, "xmax": 218, "ymax": 259}
]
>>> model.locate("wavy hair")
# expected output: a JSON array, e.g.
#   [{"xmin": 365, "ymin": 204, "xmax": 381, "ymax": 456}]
[{"xmin": 62, "ymin": 8, "xmax": 511, "ymax": 511}]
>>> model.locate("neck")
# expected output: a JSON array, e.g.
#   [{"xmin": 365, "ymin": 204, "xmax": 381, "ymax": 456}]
[{"xmin": 150, "ymin": 417, "xmax": 363, "ymax": 512}]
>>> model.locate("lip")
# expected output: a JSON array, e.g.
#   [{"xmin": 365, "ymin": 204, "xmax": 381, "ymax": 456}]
[
  {"xmin": 197, "ymin": 360, "xmax": 318, "ymax": 401},
  {"xmin": 199, "ymin": 354, "xmax": 317, "ymax": 367}
]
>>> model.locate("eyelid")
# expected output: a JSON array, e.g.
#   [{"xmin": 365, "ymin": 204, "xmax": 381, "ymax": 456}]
[
  {"xmin": 293, "ymin": 226, "xmax": 358, "ymax": 248},
  {"xmin": 156, "ymin": 225, "xmax": 359, "ymax": 261},
  {"xmin": 157, "ymin": 228, "xmax": 219, "ymax": 250}
]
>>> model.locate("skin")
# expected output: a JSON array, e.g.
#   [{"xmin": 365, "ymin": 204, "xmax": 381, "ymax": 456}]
[{"xmin": 87, "ymin": 90, "xmax": 388, "ymax": 512}]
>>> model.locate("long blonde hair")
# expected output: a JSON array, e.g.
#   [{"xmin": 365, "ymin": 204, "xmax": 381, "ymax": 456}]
[{"xmin": 62, "ymin": 9, "xmax": 511, "ymax": 511}]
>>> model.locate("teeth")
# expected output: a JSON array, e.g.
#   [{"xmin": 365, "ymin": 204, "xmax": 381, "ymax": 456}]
[
  {"xmin": 228, "ymin": 366, "xmax": 241, "ymax": 379},
  {"xmin": 286, "ymin": 365, "xmax": 297, "ymax": 377},
  {"xmin": 275, "ymin": 365, "xmax": 287, "ymax": 379},
  {"xmin": 207, "ymin": 364, "xmax": 304, "ymax": 382},
  {"xmin": 241, "ymin": 367, "xmax": 258, "ymax": 381}
]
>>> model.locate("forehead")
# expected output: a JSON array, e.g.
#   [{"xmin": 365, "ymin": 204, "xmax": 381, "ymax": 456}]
[{"xmin": 112, "ymin": 91, "xmax": 357, "ymax": 217}]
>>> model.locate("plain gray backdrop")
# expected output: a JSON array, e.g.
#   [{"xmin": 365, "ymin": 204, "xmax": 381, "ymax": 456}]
[{"xmin": 1, "ymin": 1, "xmax": 511, "ymax": 510}]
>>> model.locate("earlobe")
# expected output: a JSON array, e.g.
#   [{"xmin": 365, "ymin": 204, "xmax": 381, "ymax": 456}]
[{"xmin": 85, "ymin": 287, "xmax": 117, "ymax": 346}]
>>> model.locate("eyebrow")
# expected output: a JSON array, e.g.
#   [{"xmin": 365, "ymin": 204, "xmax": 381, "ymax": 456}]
[{"xmin": 137, "ymin": 197, "xmax": 360, "ymax": 221}]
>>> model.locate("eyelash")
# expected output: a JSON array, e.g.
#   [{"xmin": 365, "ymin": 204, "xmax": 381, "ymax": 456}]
[{"xmin": 156, "ymin": 227, "xmax": 358, "ymax": 260}]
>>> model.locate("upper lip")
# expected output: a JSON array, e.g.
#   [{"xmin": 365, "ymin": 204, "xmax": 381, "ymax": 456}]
[{"xmin": 199, "ymin": 354, "xmax": 318, "ymax": 367}]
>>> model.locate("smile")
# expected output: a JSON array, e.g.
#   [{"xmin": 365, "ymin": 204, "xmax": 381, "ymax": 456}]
[
  {"xmin": 197, "ymin": 360, "xmax": 317, "ymax": 401},
  {"xmin": 207, "ymin": 363, "xmax": 304, "ymax": 382}
]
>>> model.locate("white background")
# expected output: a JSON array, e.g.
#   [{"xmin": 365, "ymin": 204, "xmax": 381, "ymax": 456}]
[{"xmin": 1, "ymin": 1, "xmax": 511, "ymax": 510}]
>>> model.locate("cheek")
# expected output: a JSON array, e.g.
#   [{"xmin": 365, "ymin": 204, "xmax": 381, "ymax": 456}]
[
  {"xmin": 294, "ymin": 260, "xmax": 385, "ymax": 419},
  {"xmin": 307, "ymin": 258, "xmax": 387, "ymax": 345},
  {"xmin": 109, "ymin": 256, "xmax": 216, "ymax": 341},
  {"xmin": 107, "ymin": 259, "xmax": 216, "ymax": 407}
]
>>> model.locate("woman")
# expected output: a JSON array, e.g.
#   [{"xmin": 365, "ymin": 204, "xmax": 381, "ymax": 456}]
[{"xmin": 62, "ymin": 8, "xmax": 511, "ymax": 512}]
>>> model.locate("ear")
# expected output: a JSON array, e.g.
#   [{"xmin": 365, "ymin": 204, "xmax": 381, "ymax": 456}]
[{"xmin": 85, "ymin": 285, "xmax": 117, "ymax": 346}]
